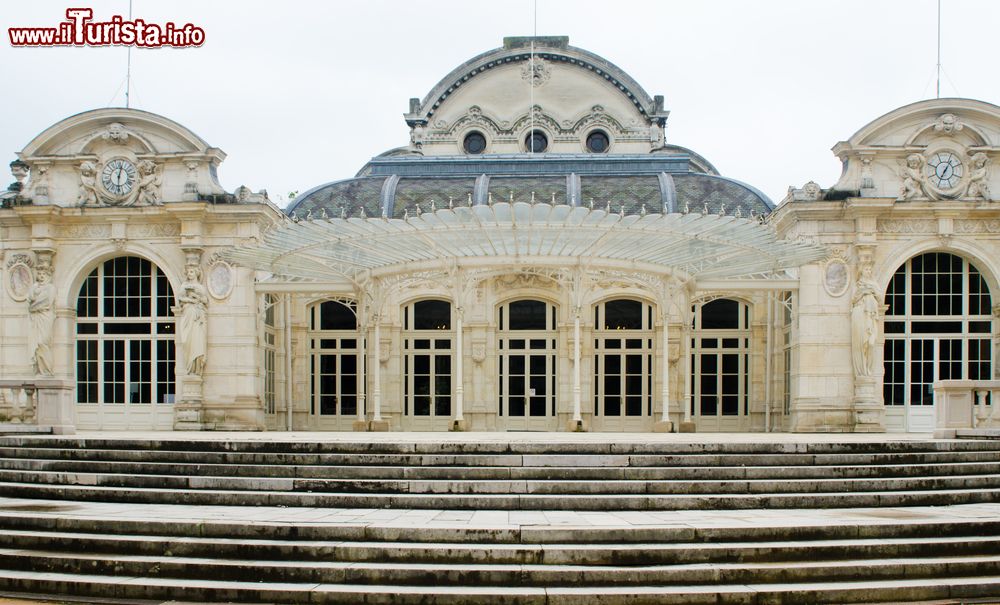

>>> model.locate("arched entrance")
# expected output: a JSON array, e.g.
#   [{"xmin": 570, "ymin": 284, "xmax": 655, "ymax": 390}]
[
  {"xmin": 74, "ymin": 256, "xmax": 176, "ymax": 430},
  {"xmin": 497, "ymin": 299, "xmax": 558, "ymax": 430},
  {"xmin": 883, "ymin": 252, "xmax": 993, "ymax": 432},
  {"xmin": 402, "ymin": 299, "xmax": 454, "ymax": 430},
  {"xmin": 308, "ymin": 299, "xmax": 360, "ymax": 429},
  {"xmin": 592, "ymin": 298, "xmax": 654, "ymax": 431},
  {"xmin": 690, "ymin": 298, "xmax": 752, "ymax": 432}
]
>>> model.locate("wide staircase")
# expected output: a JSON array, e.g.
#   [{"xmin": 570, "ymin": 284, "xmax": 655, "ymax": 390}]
[{"xmin": 0, "ymin": 435, "xmax": 999, "ymax": 603}]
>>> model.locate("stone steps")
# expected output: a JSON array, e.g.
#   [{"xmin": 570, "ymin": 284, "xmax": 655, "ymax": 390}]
[
  {"xmin": 5, "ymin": 456, "xmax": 1000, "ymax": 481},
  {"xmin": 1, "ymin": 569, "xmax": 1000, "ymax": 604},
  {"xmin": 0, "ymin": 436, "xmax": 999, "ymax": 603}
]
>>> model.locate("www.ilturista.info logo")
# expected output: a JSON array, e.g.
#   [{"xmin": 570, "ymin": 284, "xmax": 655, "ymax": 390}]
[{"xmin": 9, "ymin": 8, "xmax": 205, "ymax": 47}]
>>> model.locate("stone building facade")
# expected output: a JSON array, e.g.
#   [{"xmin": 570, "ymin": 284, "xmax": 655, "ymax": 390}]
[{"xmin": 1, "ymin": 37, "xmax": 998, "ymax": 434}]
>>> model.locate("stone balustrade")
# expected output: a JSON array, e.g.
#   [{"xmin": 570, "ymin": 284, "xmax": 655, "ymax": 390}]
[
  {"xmin": 933, "ymin": 379, "xmax": 1000, "ymax": 438},
  {"xmin": 0, "ymin": 379, "xmax": 74, "ymax": 435}
]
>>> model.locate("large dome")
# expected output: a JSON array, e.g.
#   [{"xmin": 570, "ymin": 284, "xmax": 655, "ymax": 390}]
[{"xmin": 287, "ymin": 154, "xmax": 773, "ymax": 219}]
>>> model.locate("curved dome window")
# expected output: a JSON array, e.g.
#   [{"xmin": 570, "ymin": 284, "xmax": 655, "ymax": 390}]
[
  {"xmin": 586, "ymin": 130, "xmax": 610, "ymax": 153},
  {"xmin": 463, "ymin": 131, "xmax": 487, "ymax": 154},
  {"xmin": 525, "ymin": 130, "xmax": 548, "ymax": 153}
]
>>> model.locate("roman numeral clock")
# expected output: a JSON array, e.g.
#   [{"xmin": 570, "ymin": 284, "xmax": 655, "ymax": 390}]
[{"xmin": 100, "ymin": 158, "xmax": 138, "ymax": 199}]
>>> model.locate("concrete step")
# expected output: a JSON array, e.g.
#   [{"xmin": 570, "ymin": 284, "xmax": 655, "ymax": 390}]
[
  {"xmin": 3, "ymin": 510, "xmax": 997, "ymax": 544},
  {"xmin": 3, "ymin": 548, "xmax": 1000, "ymax": 586},
  {"xmin": 3, "ymin": 480, "xmax": 1000, "ymax": 510},
  {"xmin": 1, "ymin": 528, "xmax": 997, "ymax": 565},
  {"xmin": 0, "ymin": 568, "xmax": 999, "ymax": 604},
  {"xmin": 4, "ymin": 436, "xmax": 1000, "ymax": 456},
  {"xmin": 5, "ymin": 456, "xmax": 1000, "ymax": 481},
  {"xmin": 3, "ymin": 467, "xmax": 1000, "ymax": 496}
]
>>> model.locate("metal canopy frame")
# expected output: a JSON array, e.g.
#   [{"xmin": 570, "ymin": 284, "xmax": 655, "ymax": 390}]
[{"xmin": 225, "ymin": 202, "xmax": 827, "ymax": 287}]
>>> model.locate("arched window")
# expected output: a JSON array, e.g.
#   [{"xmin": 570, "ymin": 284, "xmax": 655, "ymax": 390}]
[
  {"xmin": 593, "ymin": 299, "xmax": 654, "ymax": 418},
  {"xmin": 403, "ymin": 299, "xmax": 452, "ymax": 417},
  {"xmin": 75, "ymin": 256, "xmax": 175, "ymax": 406},
  {"xmin": 883, "ymin": 252, "xmax": 992, "ymax": 431},
  {"xmin": 690, "ymin": 298, "xmax": 751, "ymax": 430},
  {"xmin": 497, "ymin": 299, "xmax": 557, "ymax": 427},
  {"xmin": 309, "ymin": 300, "xmax": 359, "ymax": 417}
]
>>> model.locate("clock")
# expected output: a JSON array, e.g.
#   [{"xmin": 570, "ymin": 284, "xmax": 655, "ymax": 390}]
[
  {"xmin": 925, "ymin": 151, "xmax": 964, "ymax": 190},
  {"xmin": 101, "ymin": 158, "xmax": 137, "ymax": 197}
]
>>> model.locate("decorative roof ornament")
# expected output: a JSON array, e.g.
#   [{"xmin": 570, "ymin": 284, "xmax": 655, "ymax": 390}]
[
  {"xmin": 683, "ymin": 201, "xmax": 690, "ymax": 214},
  {"xmin": 448, "ymin": 196, "xmax": 454, "ymax": 209},
  {"xmin": 319, "ymin": 207, "xmax": 329, "ymax": 220},
  {"xmin": 702, "ymin": 203, "xmax": 709, "ymax": 215},
  {"xmin": 933, "ymin": 113, "xmax": 964, "ymax": 135},
  {"xmin": 467, "ymin": 193, "xmax": 473, "ymax": 207},
  {"xmin": 551, "ymin": 192, "xmax": 556, "ymax": 204},
  {"xmin": 358, "ymin": 206, "xmax": 366, "ymax": 218},
  {"xmin": 640, "ymin": 204, "xmax": 647, "ymax": 217},
  {"xmin": 430, "ymin": 199, "xmax": 436, "ymax": 212},
  {"xmin": 718, "ymin": 204, "xmax": 726, "ymax": 217},
  {"xmin": 101, "ymin": 122, "xmax": 131, "ymax": 143},
  {"xmin": 509, "ymin": 191, "xmax": 514, "ymax": 203},
  {"xmin": 734, "ymin": 206, "xmax": 742, "ymax": 218},
  {"xmin": 589, "ymin": 199, "xmax": 594, "ymax": 210},
  {"xmin": 404, "ymin": 209, "xmax": 410, "ymax": 220},
  {"xmin": 488, "ymin": 191, "xmax": 494, "ymax": 204},
  {"xmin": 304, "ymin": 209, "xmax": 313, "ymax": 221},
  {"xmin": 340, "ymin": 207, "xmax": 346, "ymax": 219},
  {"xmin": 290, "ymin": 211, "xmax": 299, "ymax": 222},
  {"xmin": 530, "ymin": 191, "xmax": 536, "ymax": 203}
]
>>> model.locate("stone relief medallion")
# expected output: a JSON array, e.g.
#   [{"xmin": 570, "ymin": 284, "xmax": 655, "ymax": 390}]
[
  {"xmin": 7, "ymin": 262, "xmax": 33, "ymax": 301},
  {"xmin": 823, "ymin": 259, "xmax": 850, "ymax": 298},
  {"xmin": 207, "ymin": 261, "xmax": 233, "ymax": 300}
]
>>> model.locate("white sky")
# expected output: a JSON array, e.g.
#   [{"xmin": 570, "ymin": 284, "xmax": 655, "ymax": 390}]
[{"xmin": 3, "ymin": 0, "xmax": 999, "ymax": 208}]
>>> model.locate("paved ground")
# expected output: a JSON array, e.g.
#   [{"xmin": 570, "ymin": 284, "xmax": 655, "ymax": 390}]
[
  {"xmin": 21, "ymin": 431, "xmax": 939, "ymax": 444},
  {"xmin": 1, "ymin": 496, "xmax": 997, "ymax": 530}
]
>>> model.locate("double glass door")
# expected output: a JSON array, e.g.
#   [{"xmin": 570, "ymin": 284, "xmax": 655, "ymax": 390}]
[{"xmin": 498, "ymin": 300, "xmax": 557, "ymax": 430}]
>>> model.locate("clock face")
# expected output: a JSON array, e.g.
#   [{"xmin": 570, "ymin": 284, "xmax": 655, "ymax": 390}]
[
  {"xmin": 925, "ymin": 152, "xmax": 964, "ymax": 190},
  {"xmin": 101, "ymin": 158, "xmax": 137, "ymax": 197}
]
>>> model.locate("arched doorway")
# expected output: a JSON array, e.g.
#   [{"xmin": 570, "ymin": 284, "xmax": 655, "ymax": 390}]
[
  {"xmin": 402, "ymin": 299, "xmax": 454, "ymax": 430},
  {"xmin": 74, "ymin": 256, "xmax": 176, "ymax": 430},
  {"xmin": 883, "ymin": 252, "xmax": 992, "ymax": 432},
  {"xmin": 308, "ymin": 299, "xmax": 360, "ymax": 429},
  {"xmin": 497, "ymin": 299, "xmax": 558, "ymax": 430},
  {"xmin": 690, "ymin": 298, "xmax": 752, "ymax": 432},
  {"xmin": 592, "ymin": 298, "xmax": 654, "ymax": 431}
]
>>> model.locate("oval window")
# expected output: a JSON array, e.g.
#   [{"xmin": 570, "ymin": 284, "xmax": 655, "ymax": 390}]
[
  {"xmin": 586, "ymin": 130, "xmax": 610, "ymax": 153},
  {"xmin": 525, "ymin": 130, "xmax": 548, "ymax": 153},
  {"xmin": 463, "ymin": 132, "xmax": 487, "ymax": 154}
]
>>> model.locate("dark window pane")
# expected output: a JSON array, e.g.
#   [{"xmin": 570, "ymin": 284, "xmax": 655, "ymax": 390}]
[
  {"xmin": 319, "ymin": 301, "xmax": 357, "ymax": 330},
  {"xmin": 413, "ymin": 300, "xmax": 451, "ymax": 330},
  {"xmin": 508, "ymin": 300, "xmax": 547, "ymax": 330},
  {"xmin": 701, "ymin": 299, "xmax": 740, "ymax": 329},
  {"xmin": 603, "ymin": 299, "xmax": 642, "ymax": 330}
]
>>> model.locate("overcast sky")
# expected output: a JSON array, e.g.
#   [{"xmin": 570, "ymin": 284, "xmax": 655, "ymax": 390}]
[{"xmin": 3, "ymin": 0, "xmax": 999, "ymax": 208}]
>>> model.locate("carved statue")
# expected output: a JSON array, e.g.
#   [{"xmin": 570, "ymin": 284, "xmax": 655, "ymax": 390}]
[
  {"xmin": 851, "ymin": 265, "xmax": 880, "ymax": 377},
  {"xmin": 967, "ymin": 152, "xmax": 991, "ymax": 201},
  {"xmin": 133, "ymin": 160, "xmax": 162, "ymax": 206},
  {"xmin": 933, "ymin": 113, "xmax": 963, "ymax": 135},
  {"xmin": 175, "ymin": 264, "xmax": 208, "ymax": 376},
  {"xmin": 76, "ymin": 161, "xmax": 101, "ymax": 206},
  {"xmin": 102, "ymin": 122, "xmax": 130, "ymax": 142},
  {"xmin": 897, "ymin": 154, "xmax": 925, "ymax": 201},
  {"xmin": 27, "ymin": 263, "xmax": 56, "ymax": 376}
]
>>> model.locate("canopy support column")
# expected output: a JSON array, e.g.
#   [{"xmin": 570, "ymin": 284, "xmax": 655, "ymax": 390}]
[
  {"xmin": 570, "ymin": 306, "xmax": 584, "ymax": 431},
  {"xmin": 451, "ymin": 308, "xmax": 468, "ymax": 431},
  {"xmin": 353, "ymin": 319, "xmax": 368, "ymax": 431},
  {"xmin": 284, "ymin": 294, "xmax": 293, "ymax": 432},
  {"xmin": 370, "ymin": 316, "xmax": 389, "ymax": 431},
  {"xmin": 655, "ymin": 314, "xmax": 673, "ymax": 432}
]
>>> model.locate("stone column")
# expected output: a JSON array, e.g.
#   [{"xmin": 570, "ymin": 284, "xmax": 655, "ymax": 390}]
[
  {"xmin": 680, "ymin": 321, "xmax": 696, "ymax": 432},
  {"xmin": 654, "ymin": 314, "xmax": 673, "ymax": 432},
  {"xmin": 353, "ymin": 319, "xmax": 368, "ymax": 432},
  {"xmin": 451, "ymin": 308, "xmax": 469, "ymax": 431},
  {"xmin": 369, "ymin": 317, "xmax": 389, "ymax": 431},
  {"xmin": 568, "ymin": 306, "xmax": 584, "ymax": 431}
]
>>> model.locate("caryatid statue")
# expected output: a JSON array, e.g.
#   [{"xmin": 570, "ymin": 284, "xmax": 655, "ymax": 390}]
[
  {"xmin": 175, "ymin": 262, "xmax": 208, "ymax": 376},
  {"xmin": 851, "ymin": 264, "xmax": 880, "ymax": 377},
  {"xmin": 27, "ymin": 261, "xmax": 56, "ymax": 376}
]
